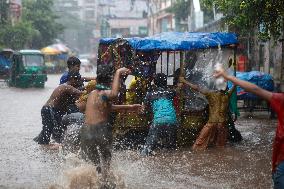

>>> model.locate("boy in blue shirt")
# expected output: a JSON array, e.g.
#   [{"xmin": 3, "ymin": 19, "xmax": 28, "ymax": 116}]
[
  {"xmin": 60, "ymin": 56, "xmax": 95, "ymax": 86},
  {"xmin": 60, "ymin": 56, "xmax": 96, "ymax": 113},
  {"xmin": 141, "ymin": 73, "xmax": 178, "ymax": 156}
]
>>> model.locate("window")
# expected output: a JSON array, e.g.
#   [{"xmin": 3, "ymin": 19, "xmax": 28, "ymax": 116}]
[{"xmin": 22, "ymin": 55, "xmax": 44, "ymax": 67}]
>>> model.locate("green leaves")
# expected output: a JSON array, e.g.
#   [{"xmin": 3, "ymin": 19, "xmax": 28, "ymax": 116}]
[
  {"xmin": 22, "ymin": 0, "xmax": 64, "ymax": 48},
  {"xmin": 0, "ymin": 0, "xmax": 64, "ymax": 49},
  {"xmin": 203, "ymin": 0, "xmax": 284, "ymax": 40},
  {"xmin": 167, "ymin": 0, "xmax": 214, "ymax": 25},
  {"xmin": 0, "ymin": 21, "xmax": 37, "ymax": 49},
  {"xmin": 167, "ymin": 0, "xmax": 190, "ymax": 21}
]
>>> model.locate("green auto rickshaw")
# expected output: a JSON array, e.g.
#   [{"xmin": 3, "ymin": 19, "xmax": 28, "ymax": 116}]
[{"xmin": 9, "ymin": 50, "xmax": 47, "ymax": 88}]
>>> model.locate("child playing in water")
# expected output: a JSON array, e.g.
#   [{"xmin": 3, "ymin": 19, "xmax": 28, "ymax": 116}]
[
  {"xmin": 61, "ymin": 79, "xmax": 97, "ymax": 127},
  {"xmin": 80, "ymin": 65, "xmax": 142, "ymax": 176},
  {"xmin": 214, "ymin": 68, "xmax": 284, "ymax": 189},
  {"xmin": 34, "ymin": 71, "xmax": 83, "ymax": 145},
  {"xmin": 60, "ymin": 56, "xmax": 96, "ymax": 114},
  {"xmin": 140, "ymin": 73, "xmax": 178, "ymax": 156},
  {"xmin": 62, "ymin": 77, "xmax": 142, "ymax": 155},
  {"xmin": 59, "ymin": 56, "xmax": 96, "ymax": 86},
  {"xmin": 179, "ymin": 74, "xmax": 236, "ymax": 151}
]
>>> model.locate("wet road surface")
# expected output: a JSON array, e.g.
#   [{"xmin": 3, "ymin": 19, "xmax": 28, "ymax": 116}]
[{"xmin": 0, "ymin": 73, "xmax": 275, "ymax": 188}]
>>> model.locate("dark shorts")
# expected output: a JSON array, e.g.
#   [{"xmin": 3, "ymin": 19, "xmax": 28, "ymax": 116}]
[
  {"xmin": 80, "ymin": 122, "xmax": 112, "ymax": 166},
  {"xmin": 62, "ymin": 112, "xmax": 85, "ymax": 127}
]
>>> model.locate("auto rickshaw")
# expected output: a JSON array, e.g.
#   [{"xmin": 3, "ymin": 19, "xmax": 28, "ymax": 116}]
[
  {"xmin": 9, "ymin": 50, "xmax": 47, "ymax": 88},
  {"xmin": 41, "ymin": 46, "xmax": 68, "ymax": 73},
  {"xmin": 97, "ymin": 32, "xmax": 238, "ymax": 146},
  {"xmin": 0, "ymin": 48, "xmax": 13, "ymax": 80}
]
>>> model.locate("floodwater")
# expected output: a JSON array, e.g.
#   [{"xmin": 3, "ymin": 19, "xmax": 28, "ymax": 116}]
[{"xmin": 0, "ymin": 73, "xmax": 275, "ymax": 189}]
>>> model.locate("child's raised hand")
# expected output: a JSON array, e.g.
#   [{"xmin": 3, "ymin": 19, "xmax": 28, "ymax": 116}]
[
  {"xmin": 213, "ymin": 68, "xmax": 227, "ymax": 78},
  {"xmin": 118, "ymin": 67, "xmax": 131, "ymax": 75}
]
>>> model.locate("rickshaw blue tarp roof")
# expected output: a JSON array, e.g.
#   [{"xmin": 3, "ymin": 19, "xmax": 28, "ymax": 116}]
[
  {"xmin": 228, "ymin": 71, "xmax": 274, "ymax": 100},
  {"xmin": 100, "ymin": 32, "xmax": 238, "ymax": 51}
]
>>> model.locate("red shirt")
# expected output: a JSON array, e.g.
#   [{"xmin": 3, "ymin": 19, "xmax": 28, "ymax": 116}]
[{"xmin": 270, "ymin": 93, "xmax": 284, "ymax": 172}]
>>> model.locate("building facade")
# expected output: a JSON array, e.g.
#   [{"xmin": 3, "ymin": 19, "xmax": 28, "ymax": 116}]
[
  {"xmin": 148, "ymin": 0, "xmax": 175, "ymax": 35},
  {"xmin": 54, "ymin": 0, "xmax": 98, "ymax": 53},
  {"xmin": 108, "ymin": 18, "xmax": 147, "ymax": 38},
  {"xmin": 98, "ymin": 0, "xmax": 148, "ymax": 38}
]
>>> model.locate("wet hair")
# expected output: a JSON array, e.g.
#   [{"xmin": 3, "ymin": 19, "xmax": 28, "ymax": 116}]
[
  {"xmin": 67, "ymin": 56, "xmax": 81, "ymax": 68},
  {"xmin": 154, "ymin": 73, "xmax": 167, "ymax": 88},
  {"xmin": 67, "ymin": 71, "xmax": 81, "ymax": 81},
  {"xmin": 96, "ymin": 64, "xmax": 114, "ymax": 85}
]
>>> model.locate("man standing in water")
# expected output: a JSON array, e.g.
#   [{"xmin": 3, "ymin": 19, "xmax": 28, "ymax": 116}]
[
  {"xmin": 34, "ymin": 71, "xmax": 83, "ymax": 145},
  {"xmin": 214, "ymin": 68, "xmax": 284, "ymax": 189},
  {"xmin": 80, "ymin": 65, "xmax": 130, "ymax": 175}
]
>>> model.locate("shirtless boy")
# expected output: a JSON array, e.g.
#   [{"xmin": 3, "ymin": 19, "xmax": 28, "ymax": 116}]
[
  {"xmin": 34, "ymin": 71, "xmax": 83, "ymax": 145},
  {"xmin": 80, "ymin": 65, "xmax": 132, "ymax": 173}
]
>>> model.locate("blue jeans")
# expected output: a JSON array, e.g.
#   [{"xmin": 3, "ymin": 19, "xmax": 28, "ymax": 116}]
[
  {"xmin": 34, "ymin": 106, "xmax": 64, "ymax": 144},
  {"xmin": 273, "ymin": 161, "xmax": 284, "ymax": 189},
  {"xmin": 141, "ymin": 124, "xmax": 177, "ymax": 156}
]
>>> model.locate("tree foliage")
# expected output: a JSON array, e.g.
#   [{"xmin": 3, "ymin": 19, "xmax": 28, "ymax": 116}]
[
  {"xmin": 202, "ymin": 0, "xmax": 284, "ymax": 40},
  {"xmin": 167, "ymin": 0, "xmax": 214, "ymax": 25},
  {"xmin": 167, "ymin": 0, "xmax": 190, "ymax": 22},
  {"xmin": 0, "ymin": 21, "xmax": 38, "ymax": 49},
  {"xmin": 0, "ymin": 0, "xmax": 64, "ymax": 49},
  {"xmin": 22, "ymin": 0, "xmax": 64, "ymax": 48},
  {"xmin": 0, "ymin": 0, "xmax": 10, "ymax": 25}
]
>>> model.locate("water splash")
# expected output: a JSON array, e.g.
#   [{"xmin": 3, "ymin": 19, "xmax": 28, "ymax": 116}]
[
  {"xmin": 182, "ymin": 48, "xmax": 234, "ymax": 111},
  {"xmin": 49, "ymin": 154, "xmax": 126, "ymax": 189}
]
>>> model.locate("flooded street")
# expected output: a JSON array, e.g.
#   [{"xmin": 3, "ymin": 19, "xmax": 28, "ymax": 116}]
[{"xmin": 0, "ymin": 73, "xmax": 275, "ymax": 189}]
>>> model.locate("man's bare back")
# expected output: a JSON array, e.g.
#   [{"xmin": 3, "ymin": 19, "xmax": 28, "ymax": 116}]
[
  {"xmin": 45, "ymin": 84, "xmax": 82, "ymax": 112},
  {"xmin": 84, "ymin": 89, "xmax": 112, "ymax": 125}
]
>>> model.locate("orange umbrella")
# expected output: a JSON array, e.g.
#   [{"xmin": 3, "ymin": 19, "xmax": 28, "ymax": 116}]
[
  {"xmin": 51, "ymin": 43, "xmax": 70, "ymax": 53},
  {"xmin": 41, "ymin": 46, "xmax": 61, "ymax": 55}
]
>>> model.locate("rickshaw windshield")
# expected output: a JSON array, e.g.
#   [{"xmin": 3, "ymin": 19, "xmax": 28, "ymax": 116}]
[{"xmin": 22, "ymin": 54, "xmax": 44, "ymax": 67}]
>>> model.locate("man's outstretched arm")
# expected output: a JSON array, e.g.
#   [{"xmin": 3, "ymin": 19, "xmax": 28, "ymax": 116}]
[{"xmin": 214, "ymin": 69, "xmax": 272, "ymax": 101}]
